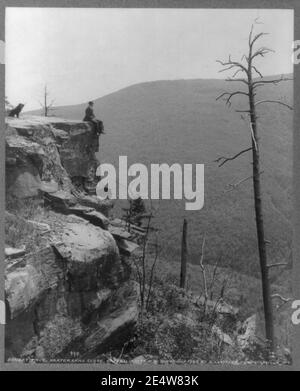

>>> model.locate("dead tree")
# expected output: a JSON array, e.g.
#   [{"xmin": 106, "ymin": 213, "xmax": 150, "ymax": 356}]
[
  {"xmin": 216, "ymin": 22, "xmax": 293, "ymax": 352},
  {"xmin": 130, "ymin": 200, "xmax": 160, "ymax": 318},
  {"xmin": 180, "ymin": 219, "xmax": 188, "ymax": 289},
  {"xmin": 199, "ymin": 234, "xmax": 208, "ymax": 316},
  {"xmin": 39, "ymin": 85, "xmax": 55, "ymax": 117}
]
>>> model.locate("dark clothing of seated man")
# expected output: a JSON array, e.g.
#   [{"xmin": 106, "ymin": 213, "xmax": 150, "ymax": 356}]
[{"xmin": 83, "ymin": 101, "xmax": 104, "ymax": 135}]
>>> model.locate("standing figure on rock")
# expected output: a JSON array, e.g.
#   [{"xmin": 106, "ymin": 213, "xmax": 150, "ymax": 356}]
[{"xmin": 83, "ymin": 101, "xmax": 105, "ymax": 135}]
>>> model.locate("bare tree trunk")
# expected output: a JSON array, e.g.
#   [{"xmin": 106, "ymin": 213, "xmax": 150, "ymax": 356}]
[
  {"xmin": 248, "ymin": 58, "xmax": 275, "ymax": 351},
  {"xmin": 180, "ymin": 219, "xmax": 188, "ymax": 289},
  {"xmin": 199, "ymin": 234, "xmax": 208, "ymax": 317},
  {"xmin": 216, "ymin": 23, "xmax": 292, "ymax": 354},
  {"xmin": 40, "ymin": 85, "xmax": 55, "ymax": 117}
]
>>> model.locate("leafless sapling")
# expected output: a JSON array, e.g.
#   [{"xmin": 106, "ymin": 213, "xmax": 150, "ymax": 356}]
[
  {"xmin": 180, "ymin": 218, "xmax": 188, "ymax": 289},
  {"xmin": 39, "ymin": 85, "xmax": 55, "ymax": 117}
]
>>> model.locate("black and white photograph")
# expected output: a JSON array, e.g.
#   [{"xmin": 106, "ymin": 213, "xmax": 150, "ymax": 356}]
[{"xmin": 2, "ymin": 5, "xmax": 298, "ymax": 369}]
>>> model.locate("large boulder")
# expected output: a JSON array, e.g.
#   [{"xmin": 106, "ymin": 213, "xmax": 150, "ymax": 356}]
[
  {"xmin": 6, "ymin": 135, "xmax": 45, "ymax": 198},
  {"xmin": 4, "ymin": 213, "xmax": 136, "ymax": 361},
  {"xmin": 5, "ymin": 116, "xmax": 100, "ymax": 197}
]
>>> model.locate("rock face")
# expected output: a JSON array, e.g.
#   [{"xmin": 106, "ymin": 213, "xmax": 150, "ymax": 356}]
[
  {"xmin": 6, "ymin": 116, "xmax": 99, "ymax": 197},
  {"xmin": 5, "ymin": 116, "xmax": 139, "ymax": 362}
]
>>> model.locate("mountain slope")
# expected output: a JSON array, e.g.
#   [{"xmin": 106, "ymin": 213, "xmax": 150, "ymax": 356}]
[{"xmin": 31, "ymin": 77, "xmax": 293, "ymax": 277}]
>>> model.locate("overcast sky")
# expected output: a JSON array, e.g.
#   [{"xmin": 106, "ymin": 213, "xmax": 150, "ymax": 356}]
[{"xmin": 6, "ymin": 8, "xmax": 293, "ymax": 110}]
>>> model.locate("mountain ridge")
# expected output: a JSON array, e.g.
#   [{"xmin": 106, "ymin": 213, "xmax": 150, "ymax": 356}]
[{"xmin": 26, "ymin": 74, "xmax": 293, "ymax": 114}]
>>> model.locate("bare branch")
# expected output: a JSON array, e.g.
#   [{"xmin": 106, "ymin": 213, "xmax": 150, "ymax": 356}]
[
  {"xmin": 252, "ymin": 65, "xmax": 263, "ymax": 78},
  {"xmin": 249, "ymin": 121, "xmax": 258, "ymax": 151},
  {"xmin": 199, "ymin": 234, "xmax": 208, "ymax": 314},
  {"xmin": 231, "ymin": 68, "xmax": 244, "ymax": 78},
  {"xmin": 224, "ymin": 171, "xmax": 264, "ymax": 193},
  {"xmin": 251, "ymin": 46, "xmax": 274, "ymax": 61},
  {"xmin": 226, "ymin": 77, "xmax": 249, "ymax": 85},
  {"xmin": 240, "ymin": 115, "xmax": 258, "ymax": 151},
  {"xmin": 252, "ymin": 75, "xmax": 293, "ymax": 88},
  {"xmin": 248, "ymin": 24, "xmax": 254, "ymax": 46},
  {"xmin": 217, "ymin": 64, "xmax": 238, "ymax": 73},
  {"xmin": 216, "ymin": 91, "xmax": 249, "ymax": 107},
  {"xmin": 250, "ymin": 34, "xmax": 269, "ymax": 49},
  {"xmin": 216, "ymin": 55, "xmax": 248, "ymax": 75},
  {"xmin": 267, "ymin": 262, "xmax": 288, "ymax": 269},
  {"xmin": 225, "ymin": 175, "xmax": 253, "ymax": 192},
  {"xmin": 241, "ymin": 54, "xmax": 248, "ymax": 62},
  {"xmin": 209, "ymin": 255, "xmax": 222, "ymax": 300},
  {"xmin": 214, "ymin": 147, "xmax": 252, "ymax": 167},
  {"xmin": 146, "ymin": 238, "xmax": 160, "ymax": 310},
  {"xmin": 255, "ymin": 100, "xmax": 293, "ymax": 110},
  {"xmin": 132, "ymin": 256, "xmax": 143, "ymax": 301}
]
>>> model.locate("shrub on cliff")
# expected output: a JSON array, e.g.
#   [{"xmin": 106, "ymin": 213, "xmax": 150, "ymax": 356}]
[
  {"xmin": 126, "ymin": 274, "xmax": 237, "ymax": 363},
  {"xmin": 5, "ymin": 196, "xmax": 50, "ymax": 252}
]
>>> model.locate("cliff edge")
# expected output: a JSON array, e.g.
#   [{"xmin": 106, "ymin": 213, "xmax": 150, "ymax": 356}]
[{"xmin": 5, "ymin": 116, "xmax": 139, "ymax": 361}]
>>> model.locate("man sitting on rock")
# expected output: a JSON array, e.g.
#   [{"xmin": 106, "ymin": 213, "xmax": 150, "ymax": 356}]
[{"xmin": 83, "ymin": 101, "xmax": 105, "ymax": 135}]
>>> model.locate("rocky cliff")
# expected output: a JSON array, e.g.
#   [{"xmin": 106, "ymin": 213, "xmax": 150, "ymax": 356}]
[
  {"xmin": 6, "ymin": 116, "xmax": 100, "ymax": 197},
  {"xmin": 5, "ymin": 116, "xmax": 282, "ymax": 364},
  {"xmin": 5, "ymin": 116, "xmax": 139, "ymax": 362}
]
